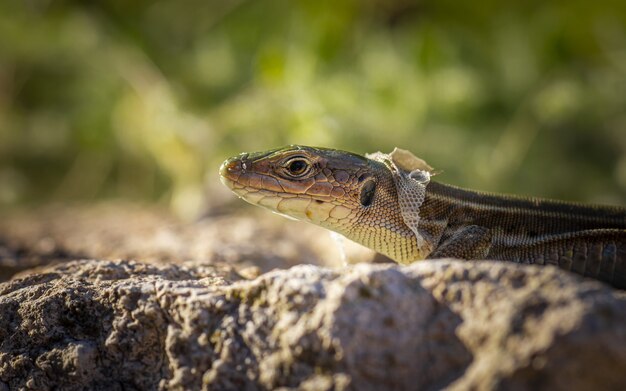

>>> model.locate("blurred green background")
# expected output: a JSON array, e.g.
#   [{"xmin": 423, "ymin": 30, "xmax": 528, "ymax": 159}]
[{"xmin": 1, "ymin": 0, "xmax": 625, "ymax": 217}]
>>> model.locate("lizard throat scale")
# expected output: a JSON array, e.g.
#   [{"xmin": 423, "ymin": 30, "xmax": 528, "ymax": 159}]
[{"xmin": 220, "ymin": 145, "xmax": 626, "ymax": 289}]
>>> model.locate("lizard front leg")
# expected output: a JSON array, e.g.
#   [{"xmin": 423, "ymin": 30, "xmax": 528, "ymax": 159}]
[{"xmin": 427, "ymin": 225, "xmax": 492, "ymax": 260}]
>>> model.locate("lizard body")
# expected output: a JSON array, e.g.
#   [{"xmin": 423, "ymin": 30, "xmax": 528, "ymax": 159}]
[{"xmin": 219, "ymin": 145, "xmax": 626, "ymax": 288}]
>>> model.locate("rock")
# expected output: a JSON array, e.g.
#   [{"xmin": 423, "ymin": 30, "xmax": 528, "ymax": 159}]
[
  {"xmin": 1, "ymin": 204, "xmax": 625, "ymax": 389},
  {"xmin": 1, "ymin": 259, "xmax": 625, "ymax": 390},
  {"xmin": 0, "ymin": 203, "xmax": 357, "ymax": 281}
]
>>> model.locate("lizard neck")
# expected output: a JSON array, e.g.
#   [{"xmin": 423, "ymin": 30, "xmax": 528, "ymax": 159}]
[{"xmin": 346, "ymin": 162, "xmax": 427, "ymax": 263}]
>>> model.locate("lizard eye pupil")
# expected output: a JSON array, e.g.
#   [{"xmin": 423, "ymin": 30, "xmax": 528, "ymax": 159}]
[{"xmin": 287, "ymin": 160, "xmax": 308, "ymax": 175}]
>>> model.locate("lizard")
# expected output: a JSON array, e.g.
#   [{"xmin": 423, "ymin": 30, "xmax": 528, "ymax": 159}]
[{"xmin": 219, "ymin": 145, "xmax": 626, "ymax": 289}]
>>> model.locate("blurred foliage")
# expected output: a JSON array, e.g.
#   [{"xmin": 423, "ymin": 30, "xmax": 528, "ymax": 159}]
[{"xmin": 1, "ymin": 0, "xmax": 625, "ymax": 217}]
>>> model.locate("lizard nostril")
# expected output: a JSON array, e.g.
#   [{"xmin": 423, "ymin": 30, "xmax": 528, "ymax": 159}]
[{"xmin": 240, "ymin": 153, "xmax": 250, "ymax": 172}]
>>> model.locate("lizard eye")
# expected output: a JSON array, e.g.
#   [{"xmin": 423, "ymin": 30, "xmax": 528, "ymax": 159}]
[{"xmin": 283, "ymin": 158, "xmax": 311, "ymax": 177}]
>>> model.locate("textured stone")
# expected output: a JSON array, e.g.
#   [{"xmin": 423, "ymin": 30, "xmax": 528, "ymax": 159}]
[
  {"xmin": 1, "ymin": 259, "xmax": 625, "ymax": 390},
  {"xmin": 1, "ymin": 204, "xmax": 625, "ymax": 390},
  {"xmin": 0, "ymin": 203, "xmax": 374, "ymax": 281}
]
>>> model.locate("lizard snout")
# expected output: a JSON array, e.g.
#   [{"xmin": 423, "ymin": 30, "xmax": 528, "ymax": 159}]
[{"xmin": 219, "ymin": 153, "xmax": 250, "ymax": 179}]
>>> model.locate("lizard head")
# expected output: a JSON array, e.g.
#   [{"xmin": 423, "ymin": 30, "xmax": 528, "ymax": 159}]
[
  {"xmin": 219, "ymin": 145, "xmax": 378, "ymax": 226},
  {"xmin": 219, "ymin": 145, "xmax": 433, "ymax": 262}
]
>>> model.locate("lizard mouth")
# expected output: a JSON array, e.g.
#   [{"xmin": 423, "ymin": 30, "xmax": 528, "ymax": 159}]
[
  {"xmin": 219, "ymin": 153, "xmax": 264, "ymax": 198},
  {"xmin": 219, "ymin": 154, "xmax": 294, "ymax": 204}
]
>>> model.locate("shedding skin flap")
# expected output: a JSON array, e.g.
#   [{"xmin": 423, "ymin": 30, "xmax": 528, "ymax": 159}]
[{"xmin": 368, "ymin": 149, "xmax": 436, "ymax": 256}]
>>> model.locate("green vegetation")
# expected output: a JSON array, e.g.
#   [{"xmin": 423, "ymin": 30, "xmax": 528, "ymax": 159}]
[{"xmin": 1, "ymin": 0, "xmax": 625, "ymax": 216}]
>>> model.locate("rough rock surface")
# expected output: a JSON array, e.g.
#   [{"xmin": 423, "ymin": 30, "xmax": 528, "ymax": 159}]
[
  {"xmin": 0, "ymin": 203, "xmax": 368, "ymax": 282},
  {"xmin": 1, "ymin": 259, "xmax": 625, "ymax": 390},
  {"xmin": 1, "ymin": 204, "xmax": 626, "ymax": 390}
]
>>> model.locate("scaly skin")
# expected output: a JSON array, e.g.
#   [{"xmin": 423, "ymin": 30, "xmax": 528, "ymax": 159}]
[{"xmin": 219, "ymin": 145, "xmax": 626, "ymax": 288}]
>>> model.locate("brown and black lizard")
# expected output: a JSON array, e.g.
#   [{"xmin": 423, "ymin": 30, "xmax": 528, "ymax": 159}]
[{"xmin": 220, "ymin": 145, "xmax": 626, "ymax": 288}]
